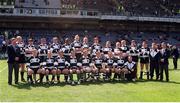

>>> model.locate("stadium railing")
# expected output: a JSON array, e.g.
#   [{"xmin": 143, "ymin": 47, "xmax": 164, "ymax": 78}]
[{"xmin": 0, "ymin": 8, "xmax": 180, "ymax": 23}]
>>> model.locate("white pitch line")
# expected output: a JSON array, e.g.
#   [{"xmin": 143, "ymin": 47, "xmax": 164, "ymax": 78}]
[{"xmin": 0, "ymin": 65, "xmax": 8, "ymax": 73}]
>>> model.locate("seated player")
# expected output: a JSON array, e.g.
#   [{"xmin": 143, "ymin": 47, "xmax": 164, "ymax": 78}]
[
  {"xmin": 124, "ymin": 56, "xmax": 137, "ymax": 81},
  {"xmin": 55, "ymin": 50, "xmax": 69, "ymax": 83},
  {"xmin": 80, "ymin": 49, "xmax": 93, "ymax": 82},
  {"xmin": 114, "ymin": 51, "xmax": 126, "ymax": 80},
  {"xmin": 103, "ymin": 51, "xmax": 115, "ymax": 81},
  {"xmin": 26, "ymin": 50, "xmax": 44, "ymax": 84},
  {"xmin": 68, "ymin": 50, "xmax": 82, "ymax": 85},
  {"xmin": 92, "ymin": 51, "xmax": 104, "ymax": 81},
  {"xmin": 43, "ymin": 51, "xmax": 57, "ymax": 84}
]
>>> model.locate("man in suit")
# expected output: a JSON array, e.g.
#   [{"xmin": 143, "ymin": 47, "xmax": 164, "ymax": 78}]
[
  {"xmin": 171, "ymin": 46, "xmax": 179, "ymax": 70},
  {"xmin": 149, "ymin": 42, "xmax": 160, "ymax": 80},
  {"xmin": 159, "ymin": 42, "xmax": 170, "ymax": 82},
  {"xmin": 7, "ymin": 38, "xmax": 20, "ymax": 85}
]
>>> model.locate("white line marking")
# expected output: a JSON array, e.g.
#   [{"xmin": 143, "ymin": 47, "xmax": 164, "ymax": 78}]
[{"xmin": 0, "ymin": 65, "xmax": 8, "ymax": 73}]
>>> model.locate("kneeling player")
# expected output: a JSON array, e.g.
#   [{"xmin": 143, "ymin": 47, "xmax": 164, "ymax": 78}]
[
  {"xmin": 68, "ymin": 50, "xmax": 82, "ymax": 85},
  {"xmin": 43, "ymin": 51, "xmax": 57, "ymax": 84},
  {"xmin": 26, "ymin": 50, "xmax": 44, "ymax": 84},
  {"xmin": 124, "ymin": 56, "xmax": 136, "ymax": 81},
  {"xmin": 55, "ymin": 50, "xmax": 69, "ymax": 83}
]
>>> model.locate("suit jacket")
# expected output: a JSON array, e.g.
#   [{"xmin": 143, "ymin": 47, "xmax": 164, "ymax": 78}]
[
  {"xmin": 149, "ymin": 49, "xmax": 160, "ymax": 63},
  {"xmin": 159, "ymin": 49, "xmax": 170, "ymax": 65},
  {"xmin": 171, "ymin": 48, "xmax": 179, "ymax": 58},
  {"xmin": 7, "ymin": 44, "xmax": 21, "ymax": 63}
]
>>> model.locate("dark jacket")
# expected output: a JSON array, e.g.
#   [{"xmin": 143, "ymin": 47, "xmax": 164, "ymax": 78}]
[
  {"xmin": 159, "ymin": 49, "xmax": 170, "ymax": 65},
  {"xmin": 7, "ymin": 45, "xmax": 21, "ymax": 63},
  {"xmin": 171, "ymin": 48, "xmax": 179, "ymax": 58}
]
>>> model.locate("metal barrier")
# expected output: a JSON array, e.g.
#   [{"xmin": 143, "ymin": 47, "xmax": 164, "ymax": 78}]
[{"xmin": 0, "ymin": 8, "xmax": 180, "ymax": 23}]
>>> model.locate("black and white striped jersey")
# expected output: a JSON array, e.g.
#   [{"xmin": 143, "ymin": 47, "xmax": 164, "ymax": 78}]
[
  {"xmin": 38, "ymin": 44, "xmax": 48, "ymax": 57},
  {"xmin": 55, "ymin": 56, "xmax": 67, "ymax": 69},
  {"xmin": 71, "ymin": 41, "xmax": 82, "ymax": 50},
  {"xmin": 25, "ymin": 44, "xmax": 36, "ymax": 58},
  {"xmin": 50, "ymin": 43, "xmax": 61, "ymax": 57},
  {"xmin": 81, "ymin": 56, "xmax": 92, "ymax": 67},
  {"xmin": 68, "ymin": 57, "xmax": 81, "ymax": 67},
  {"xmin": 127, "ymin": 47, "xmax": 139, "ymax": 62},
  {"xmin": 104, "ymin": 57, "xmax": 115, "ymax": 67},
  {"xmin": 114, "ymin": 57, "xmax": 125, "ymax": 68},
  {"xmin": 93, "ymin": 57, "xmax": 104, "ymax": 68},
  {"xmin": 120, "ymin": 46, "xmax": 129, "ymax": 53},
  {"xmin": 139, "ymin": 47, "xmax": 150, "ymax": 58},
  {"xmin": 91, "ymin": 44, "xmax": 102, "ymax": 56},
  {"xmin": 43, "ymin": 58, "xmax": 56, "ymax": 69},
  {"xmin": 26, "ymin": 57, "xmax": 41, "ymax": 69},
  {"xmin": 61, "ymin": 44, "xmax": 71, "ymax": 56},
  {"xmin": 102, "ymin": 47, "xmax": 113, "ymax": 55}
]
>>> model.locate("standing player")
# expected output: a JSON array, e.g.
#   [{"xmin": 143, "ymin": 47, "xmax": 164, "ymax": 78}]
[
  {"xmin": 25, "ymin": 38, "xmax": 37, "ymax": 60},
  {"xmin": 71, "ymin": 35, "xmax": 82, "ymax": 61},
  {"xmin": 61, "ymin": 38, "xmax": 71, "ymax": 61},
  {"xmin": 113, "ymin": 41, "xmax": 122, "ymax": 79},
  {"xmin": 91, "ymin": 37, "xmax": 102, "ymax": 58},
  {"xmin": 114, "ymin": 42, "xmax": 121, "ymax": 58},
  {"xmin": 120, "ymin": 40, "xmax": 129, "ymax": 60},
  {"xmin": 16, "ymin": 36, "xmax": 26, "ymax": 82},
  {"xmin": 38, "ymin": 38, "xmax": 48, "ymax": 82},
  {"xmin": 139, "ymin": 41, "xmax": 150, "ymax": 80},
  {"xmin": 25, "ymin": 38, "xmax": 37, "ymax": 81},
  {"xmin": 50, "ymin": 37, "xmax": 61, "ymax": 58},
  {"xmin": 102, "ymin": 41, "xmax": 113, "ymax": 58},
  {"xmin": 38, "ymin": 38, "xmax": 48, "ymax": 63},
  {"xmin": 127, "ymin": 40, "xmax": 139, "ymax": 79}
]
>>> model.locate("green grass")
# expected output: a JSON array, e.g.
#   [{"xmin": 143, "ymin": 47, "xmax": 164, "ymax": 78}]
[{"xmin": 0, "ymin": 59, "xmax": 180, "ymax": 102}]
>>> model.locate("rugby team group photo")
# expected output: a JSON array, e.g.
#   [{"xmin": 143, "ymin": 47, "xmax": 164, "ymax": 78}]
[{"xmin": 7, "ymin": 35, "xmax": 178, "ymax": 85}]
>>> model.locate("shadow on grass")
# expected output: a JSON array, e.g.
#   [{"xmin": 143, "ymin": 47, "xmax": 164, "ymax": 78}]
[{"xmin": 10, "ymin": 78, "xmax": 180, "ymax": 90}]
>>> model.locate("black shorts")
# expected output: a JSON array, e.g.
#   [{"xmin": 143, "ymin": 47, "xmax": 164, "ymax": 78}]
[
  {"xmin": 70, "ymin": 66, "xmax": 79, "ymax": 70},
  {"xmin": 19, "ymin": 54, "xmax": 26, "ymax": 63},
  {"xmin": 140, "ymin": 57, "xmax": 149, "ymax": 64},
  {"xmin": 132, "ymin": 56, "xmax": 138, "ymax": 62},
  {"xmin": 57, "ymin": 68, "xmax": 65, "ymax": 70},
  {"xmin": 30, "ymin": 68, "xmax": 39, "ymax": 74}
]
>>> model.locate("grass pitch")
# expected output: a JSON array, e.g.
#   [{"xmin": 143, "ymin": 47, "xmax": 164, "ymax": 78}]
[{"xmin": 0, "ymin": 59, "xmax": 180, "ymax": 102}]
